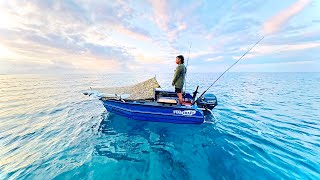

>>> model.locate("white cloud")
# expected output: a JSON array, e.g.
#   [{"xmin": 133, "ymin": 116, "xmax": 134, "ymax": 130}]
[
  {"xmin": 232, "ymin": 42, "xmax": 320, "ymax": 60},
  {"xmin": 167, "ymin": 22, "xmax": 187, "ymax": 42},
  {"xmin": 113, "ymin": 25, "xmax": 151, "ymax": 41},
  {"xmin": 234, "ymin": 60, "xmax": 317, "ymax": 72},
  {"xmin": 0, "ymin": 0, "xmax": 318, "ymax": 74},
  {"xmin": 149, "ymin": 0, "xmax": 169, "ymax": 31},
  {"xmin": 205, "ymin": 56, "xmax": 224, "ymax": 62},
  {"xmin": 189, "ymin": 49, "xmax": 221, "ymax": 59},
  {"xmin": 262, "ymin": 0, "xmax": 311, "ymax": 35},
  {"xmin": 0, "ymin": 1, "xmax": 155, "ymax": 73}
]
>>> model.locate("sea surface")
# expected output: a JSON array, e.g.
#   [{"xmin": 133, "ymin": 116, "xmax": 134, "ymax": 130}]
[{"xmin": 0, "ymin": 73, "xmax": 319, "ymax": 179}]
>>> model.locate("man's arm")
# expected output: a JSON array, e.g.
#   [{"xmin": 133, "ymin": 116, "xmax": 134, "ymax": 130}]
[{"xmin": 172, "ymin": 66, "xmax": 181, "ymax": 86}]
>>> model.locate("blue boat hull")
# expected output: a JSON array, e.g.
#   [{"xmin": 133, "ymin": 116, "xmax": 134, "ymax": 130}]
[{"xmin": 101, "ymin": 99, "xmax": 205, "ymax": 124}]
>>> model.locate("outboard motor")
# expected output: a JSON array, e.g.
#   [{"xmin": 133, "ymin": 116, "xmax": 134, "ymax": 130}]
[
  {"xmin": 192, "ymin": 86, "xmax": 199, "ymax": 102},
  {"xmin": 196, "ymin": 94, "xmax": 218, "ymax": 110}
]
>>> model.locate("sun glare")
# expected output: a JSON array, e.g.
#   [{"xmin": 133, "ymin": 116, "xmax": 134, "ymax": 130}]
[{"xmin": 0, "ymin": 44, "xmax": 13, "ymax": 58}]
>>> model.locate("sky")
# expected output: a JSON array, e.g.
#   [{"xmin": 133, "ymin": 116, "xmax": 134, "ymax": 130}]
[{"xmin": 0, "ymin": 0, "xmax": 319, "ymax": 74}]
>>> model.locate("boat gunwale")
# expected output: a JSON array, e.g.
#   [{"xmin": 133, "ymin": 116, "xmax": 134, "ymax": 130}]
[
  {"xmin": 101, "ymin": 99, "xmax": 204, "ymax": 120},
  {"xmin": 100, "ymin": 98, "xmax": 200, "ymax": 110}
]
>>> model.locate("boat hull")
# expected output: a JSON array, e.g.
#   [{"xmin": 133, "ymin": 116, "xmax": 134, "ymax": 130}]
[{"xmin": 101, "ymin": 99, "xmax": 205, "ymax": 124}]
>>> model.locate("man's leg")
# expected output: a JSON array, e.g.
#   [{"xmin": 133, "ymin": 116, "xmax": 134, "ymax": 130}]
[
  {"xmin": 175, "ymin": 88, "xmax": 184, "ymax": 104},
  {"xmin": 177, "ymin": 93, "xmax": 183, "ymax": 104}
]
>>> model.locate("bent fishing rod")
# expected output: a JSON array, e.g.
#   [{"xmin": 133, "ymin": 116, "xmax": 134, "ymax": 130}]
[{"xmin": 197, "ymin": 36, "xmax": 265, "ymax": 99}]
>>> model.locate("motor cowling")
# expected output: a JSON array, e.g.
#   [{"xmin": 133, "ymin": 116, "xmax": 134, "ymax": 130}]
[{"xmin": 196, "ymin": 94, "xmax": 218, "ymax": 110}]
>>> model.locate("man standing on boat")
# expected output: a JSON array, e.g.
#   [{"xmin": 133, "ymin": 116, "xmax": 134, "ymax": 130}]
[{"xmin": 172, "ymin": 55, "xmax": 187, "ymax": 105}]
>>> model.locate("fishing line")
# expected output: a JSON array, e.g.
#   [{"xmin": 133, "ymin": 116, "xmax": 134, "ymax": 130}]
[{"xmin": 198, "ymin": 36, "xmax": 265, "ymax": 98}]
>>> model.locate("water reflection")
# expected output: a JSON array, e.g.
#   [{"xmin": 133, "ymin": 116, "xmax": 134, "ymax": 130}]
[
  {"xmin": 1, "ymin": 73, "xmax": 319, "ymax": 179},
  {"xmin": 91, "ymin": 111, "xmax": 222, "ymax": 179}
]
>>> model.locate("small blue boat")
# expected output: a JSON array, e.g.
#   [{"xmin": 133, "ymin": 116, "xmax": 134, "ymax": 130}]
[{"xmin": 85, "ymin": 78, "xmax": 217, "ymax": 124}]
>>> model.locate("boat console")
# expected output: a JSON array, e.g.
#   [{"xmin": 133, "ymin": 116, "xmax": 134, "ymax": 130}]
[{"xmin": 154, "ymin": 88, "xmax": 193, "ymax": 105}]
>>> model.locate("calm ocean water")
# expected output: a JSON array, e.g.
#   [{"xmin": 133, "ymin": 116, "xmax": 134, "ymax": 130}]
[{"xmin": 0, "ymin": 73, "xmax": 319, "ymax": 179}]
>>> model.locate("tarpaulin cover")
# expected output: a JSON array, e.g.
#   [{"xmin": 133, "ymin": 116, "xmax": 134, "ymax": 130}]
[{"xmin": 94, "ymin": 77, "xmax": 160, "ymax": 100}]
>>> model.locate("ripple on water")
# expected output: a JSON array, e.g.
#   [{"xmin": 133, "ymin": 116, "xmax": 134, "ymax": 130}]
[{"xmin": 1, "ymin": 73, "xmax": 320, "ymax": 179}]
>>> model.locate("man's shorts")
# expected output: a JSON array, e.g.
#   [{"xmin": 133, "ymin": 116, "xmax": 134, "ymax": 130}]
[{"xmin": 175, "ymin": 88, "xmax": 182, "ymax": 93}]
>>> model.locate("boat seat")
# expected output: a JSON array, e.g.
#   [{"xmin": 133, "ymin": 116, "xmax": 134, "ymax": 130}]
[{"xmin": 157, "ymin": 98, "xmax": 177, "ymax": 104}]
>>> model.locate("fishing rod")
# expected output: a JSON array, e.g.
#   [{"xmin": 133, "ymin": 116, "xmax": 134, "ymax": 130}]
[
  {"xmin": 184, "ymin": 43, "xmax": 192, "ymax": 92},
  {"xmin": 198, "ymin": 36, "xmax": 265, "ymax": 98}
]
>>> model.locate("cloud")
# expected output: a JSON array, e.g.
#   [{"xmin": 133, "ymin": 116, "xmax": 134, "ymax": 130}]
[
  {"xmin": 205, "ymin": 56, "xmax": 224, "ymax": 62},
  {"xmin": 262, "ymin": 0, "xmax": 311, "ymax": 35},
  {"xmin": 0, "ymin": 57, "xmax": 125, "ymax": 74},
  {"xmin": 0, "ymin": 59, "xmax": 76, "ymax": 74},
  {"xmin": 0, "ymin": 0, "xmax": 151, "ymax": 43},
  {"xmin": 148, "ymin": 0, "xmax": 193, "ymax": 43},
  {"xmin": 149, "ymin": 0, "xmax": 169, "ymax": 31},
  {"xmin": 0, "ymin": 0, "xmax": 318, "ymax": 73},
  {"xmin": 0, "ymin": 0, "xmax": 155, "ymax": 73},
  {"xmin": 114, "ymin": 25, "xmax": 151, "ymax": 41},
  {"xmin": 83, "ymin": 43, "xmax": 133, "ymax": 62},
  {"xmin": 232, "ymin": 42, "xmax": 320, "ymax": 60},
  {"xmin": 0, "ymin": 27, "xmax": 135, "ymax": 73},
  {"xmin": 234, "ymin": 60, "xmax": 318, "ymax": 72},
  {"xmin": 167, "ymin": 22, "xmax": 188, "ymax": 42},
  {"xmin": 189, "ymin": 51, "xmax": 215, "ymax": 59}
]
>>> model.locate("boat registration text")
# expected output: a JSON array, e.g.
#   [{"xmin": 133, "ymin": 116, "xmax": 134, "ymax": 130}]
[{"xmin": 173, "ymin": 110, "xmax": 196, "ymax": 116}]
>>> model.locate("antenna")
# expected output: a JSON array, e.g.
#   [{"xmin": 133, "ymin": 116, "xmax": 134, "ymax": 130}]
[{"xmin": 184, "ymin": 43, "xmax": 192, "ymax": 92}]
